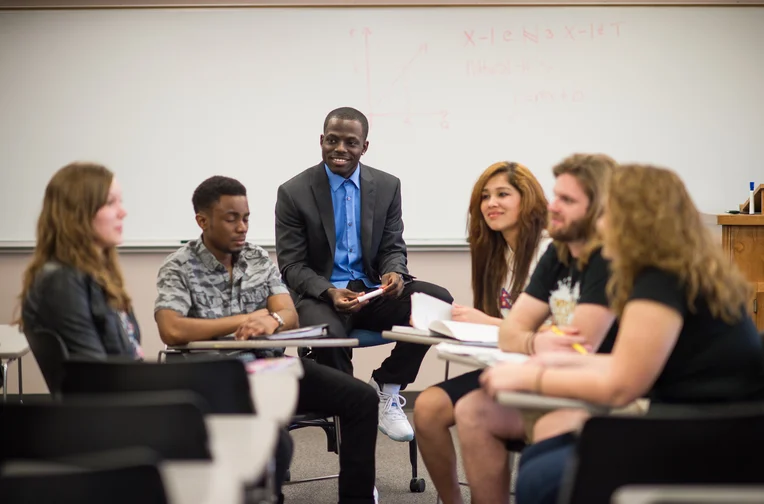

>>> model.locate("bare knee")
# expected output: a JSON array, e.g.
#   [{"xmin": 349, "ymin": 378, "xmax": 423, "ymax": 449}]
[
  {"xmin": 414, "ymin": 386, "xmax": 455, "ymax": 433},
  {"xmin": 453, "ymin": 389, "xmax": 492, "ymax": 427},
  {"xmin": 455, "ymin": 389, "xmax": 525, "ymax": 440}
]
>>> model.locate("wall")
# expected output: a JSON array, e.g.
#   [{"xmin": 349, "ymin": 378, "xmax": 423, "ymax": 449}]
[{"xmin": 0, "ymin": 250, "xmax": 477, "ymax": 394}]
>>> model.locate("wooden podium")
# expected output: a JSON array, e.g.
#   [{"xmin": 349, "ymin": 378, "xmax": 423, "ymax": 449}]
[{"xmin": 717, "ymin": 184, "xmax": 764, "ymax": 331}]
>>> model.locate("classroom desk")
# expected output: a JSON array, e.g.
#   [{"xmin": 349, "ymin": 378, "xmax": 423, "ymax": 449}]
[
  {"xmin": 612, "ymin": 485, "xmax": 764, "ymax": 504},
  {"xmin": 381, "ymin": 329, "xmax": 463, "ymax": 347},
  {"xmin": 171, "ymin": 338, "xmax": 359, "ymax": 351},
  {"xmin": 435, "ymin": 350, "xmax": 611, "ymax": 415},
  {"xmin": 383, "ymin": 328, "xmax": 477, "ymax": 380},
  {"xmin": 248, "ymin": 358, "xmax": 302, "ymax": 425},
  {"xmin": 435, "ymin": 352, "xmax": 489, "ymax": 369},
  {"xmin": 0, "ymin": 325, "xmax": 30, "ymax": 403},
  {"xmin": 496, "ymin": 391, "xmax": 610, "ymax": 415},
  {"xmin": 162, "ymin": 415, "xmax": 279, "ymax": 504}
]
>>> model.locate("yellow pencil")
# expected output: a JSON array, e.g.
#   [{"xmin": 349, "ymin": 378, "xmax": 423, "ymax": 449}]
[{"xmin": 550, "ymin": 325, "xmax": 589, "ymax": 355}]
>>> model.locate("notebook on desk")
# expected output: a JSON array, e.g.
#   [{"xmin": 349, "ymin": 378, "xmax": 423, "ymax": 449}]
[
  {"xmin": 217, "ymin": 323, "xmax": 330, "ymax": 341},
  {"xmin": 264, "ymin": 324, "xmax": 330, "ymax": 341}
]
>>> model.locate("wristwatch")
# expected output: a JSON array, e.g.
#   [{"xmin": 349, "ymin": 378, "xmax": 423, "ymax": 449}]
[{"xmin": 269, "ymin": 311, "xmax": 285, "ymax": 331}]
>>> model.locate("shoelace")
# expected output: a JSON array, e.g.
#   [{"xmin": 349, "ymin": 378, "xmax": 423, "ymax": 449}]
[{"xmin": 380, "ymin": 393, "xmax": 408, "ymax": 421}]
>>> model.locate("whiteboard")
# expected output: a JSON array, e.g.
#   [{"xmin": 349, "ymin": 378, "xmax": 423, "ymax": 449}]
[{"xmin": 1, "ymin": 7, "xmax": 762, "ymax": 246}]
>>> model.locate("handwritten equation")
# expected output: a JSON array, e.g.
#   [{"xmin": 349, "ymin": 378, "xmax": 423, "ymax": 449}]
[
  {"xmin": 467, "ymin": 59, "xmax": 553, "ymax": 77},
  {"xmin": 513, "ymin": 89, "xmax": 585, "ymax": 105},
  {"xmin": 463, "ymin": 22, "xmax": 624, "ymax": 46}
]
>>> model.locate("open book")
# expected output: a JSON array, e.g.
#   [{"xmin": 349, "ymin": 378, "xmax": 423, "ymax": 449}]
[{"xmin": 408, "ymin": 293, "xmax": 499, "ymax": 346}]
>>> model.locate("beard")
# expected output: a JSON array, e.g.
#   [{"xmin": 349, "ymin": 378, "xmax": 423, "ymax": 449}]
[{"xmin": 548, "ymin": 216, "xmax": 590, "ymax": 242}]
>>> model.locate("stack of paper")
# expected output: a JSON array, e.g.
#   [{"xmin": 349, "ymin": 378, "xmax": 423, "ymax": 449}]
[{"xmin": 436, "ymin": 342, "xmax": 529, "ymax": 367}]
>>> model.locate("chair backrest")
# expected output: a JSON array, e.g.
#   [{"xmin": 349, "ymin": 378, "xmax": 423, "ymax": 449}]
[
  {"xmin": 23, "ymin": 327, "xmax": 69, "ymax": 396},
  {"xmin": 0, "ymin": 448, "xmax": 167, "ymax": 504},
  {"xmin": 61, "ymin": 358, "xmax": 255, "ymax": 414},
  {"xmin": 0, "ymin": 392, "xmax": 211, "ymax": 463},
  {"xmin": 560, "ymin": 407, "xmax": 764, "ymax": 504}
]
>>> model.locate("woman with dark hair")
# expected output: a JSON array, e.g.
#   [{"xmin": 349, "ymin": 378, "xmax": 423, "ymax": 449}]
[
  {"xmin": 18, "ymin": 162, "xmax": 141, "ymax": 359},
  {"xmin": 413, "ymin": 161, "xmax": 551, "ymax": 504}
]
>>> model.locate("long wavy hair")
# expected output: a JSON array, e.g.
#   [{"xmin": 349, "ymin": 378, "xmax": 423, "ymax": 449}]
[
  {"xmin": 605, "ymin": 164, "xmax": 749, "ymax": 322},
  {"xmin": 468, "ymin": 162, "xmax": 548, "ymax": 317},
  {"xmin": 17, "ymin": 162, "xmax": 131, "ymax": 327},
  {"xmin": 551, "ymin": 153, "xmax": 618, "ymax": 268}
]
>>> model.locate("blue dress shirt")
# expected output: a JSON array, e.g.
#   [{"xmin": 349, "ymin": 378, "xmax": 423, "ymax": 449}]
[{"xmin": 325, "ymin": 164, "xmax": 379, "ymax": 289}]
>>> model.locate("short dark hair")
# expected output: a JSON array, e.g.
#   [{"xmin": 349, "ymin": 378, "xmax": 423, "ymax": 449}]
[
  {"xmin": 323, "ymin": 107, "xmax": 369, "ymax": 139},
  {"xmin": 192, "ymin": 176, "xmax": 247, "ymax": 213}
]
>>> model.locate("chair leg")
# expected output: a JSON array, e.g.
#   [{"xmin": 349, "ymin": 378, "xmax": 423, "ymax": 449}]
[
  {"xmin": 508, "ymin": 451, "xmax": 521, "ymax": 498},
  {"xmin": 334, "ymin": 415, "xmax": 341, "ymax": 455},
  {"xmin": 284, "ymin": 416, "xmax": 341, "ymax": 486},
  {"xmin": 409, "ymin": 435, "xmax": 426, "ymax": 492},
  {"xmin": 321, "ymin": 424, "xmax": 338, "ymax": 453}
]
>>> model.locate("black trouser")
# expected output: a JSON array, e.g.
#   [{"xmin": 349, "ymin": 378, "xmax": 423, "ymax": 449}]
[
  {"xmin": 296, "ymin": 280, "xmax": 453, "ymax": 387},
  {"xmin": 296, "ymin": 358, "xmax": 379, "ymax": 504}
]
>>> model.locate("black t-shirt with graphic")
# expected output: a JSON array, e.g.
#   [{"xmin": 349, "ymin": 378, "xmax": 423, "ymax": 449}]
[
  {"xmin": 524, "ymin": 244, "xmax": 618, "ymax": 353},
  {"xmin": 630, "ymin": 267, "xmax": 764, "ymax": 405}
]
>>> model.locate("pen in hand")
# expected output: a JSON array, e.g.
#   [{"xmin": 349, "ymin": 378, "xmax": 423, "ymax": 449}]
[{"xmin": 550, "ymin": 325, "xmax": 589, "ymax": 355}]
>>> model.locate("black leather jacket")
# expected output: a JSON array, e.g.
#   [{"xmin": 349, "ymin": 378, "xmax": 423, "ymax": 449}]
[{"xmin": 22, "ymin": 262, "xmax": 140, "ymax": 360}]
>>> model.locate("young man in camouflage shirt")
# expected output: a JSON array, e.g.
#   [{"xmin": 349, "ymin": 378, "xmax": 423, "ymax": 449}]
[{"xmin": 155, "ymin": 176, "xmax": 379, "ymax": 504}]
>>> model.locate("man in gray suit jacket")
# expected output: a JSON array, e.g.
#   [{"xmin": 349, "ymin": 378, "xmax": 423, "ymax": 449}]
[{"xmin": 275, "ymin": 107, "xmax": 453, "ymax": 442}]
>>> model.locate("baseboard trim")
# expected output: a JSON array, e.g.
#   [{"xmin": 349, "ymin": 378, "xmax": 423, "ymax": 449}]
[{"xmin": 1, "ymin": 393, "xmax": 53, "ymax": 403}]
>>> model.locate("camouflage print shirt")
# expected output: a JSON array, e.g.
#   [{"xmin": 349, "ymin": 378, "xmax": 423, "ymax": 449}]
[{"xmin": 154, "ymin": 238, "xmax": 289, "ymax": 323}]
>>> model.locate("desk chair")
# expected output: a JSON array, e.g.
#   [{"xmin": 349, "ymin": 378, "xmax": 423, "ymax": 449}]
[
  {"xmin": 558, "ymin": 405, "xmax": 764, "ymax": 504},
  {"xmin": 62, "ymin": 358, "xmax": 284, "ymax": 502},
  {"xmin": 0, "ymin": 392, "xmax": 211, "ymax": 463},
  {"xmin": 22, "ymin": 327, "xmax": 68, "ymax": 397},
  {"xmin": 61, "ymin": 359, "xmax": 255, "ymax": 414},
  {"xmin": 0, "ymin": 448, "xmax": 167, "ymax": 504},
  {"xmin": 291, "ymin": 329, "xmax": 426, "ymax": 493}
]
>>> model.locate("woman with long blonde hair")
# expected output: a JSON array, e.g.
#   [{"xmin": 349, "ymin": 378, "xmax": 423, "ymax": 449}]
[
  {"xmin": 480, "ymin": 164, "xmax": 764, "ymax": 504},
  {"xmin": 414, "ymin": 161, "xmax": 551, "ymax": 504},
  {"xmin": 18, "ymin": 162, "xmax": 142, "ymax": 360}
]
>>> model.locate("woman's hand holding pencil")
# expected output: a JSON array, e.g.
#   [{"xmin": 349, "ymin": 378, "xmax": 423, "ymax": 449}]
[
  {"xmin": 531, "ymin": 325, "xmax": 592, "ymax": 355},
  {"xmin": 549, "ymin": 325, "xmax": 590, "ymax": 355}
]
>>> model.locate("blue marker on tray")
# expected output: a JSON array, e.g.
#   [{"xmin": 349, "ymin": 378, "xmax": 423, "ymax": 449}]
[{"xmin": 750, "ymin": 182, "xmax": 755, "ymax": 215}]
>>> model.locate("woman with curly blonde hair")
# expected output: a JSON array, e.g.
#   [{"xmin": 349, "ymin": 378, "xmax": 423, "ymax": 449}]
[{"xmin": 479, "ymin": 164, "xmax": 764, "ymax": 504}]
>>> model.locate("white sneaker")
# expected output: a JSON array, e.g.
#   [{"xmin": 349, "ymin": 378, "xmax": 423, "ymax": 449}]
[
  {"xmin": 368, "ymin": 378, "xmax": 415, "ymax": 442},
  {"xmin": 374, "ymin": 486, "xmax": 379, "ymax": 504}
]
